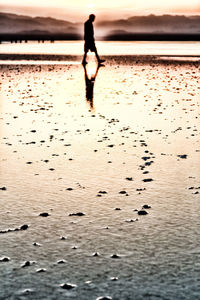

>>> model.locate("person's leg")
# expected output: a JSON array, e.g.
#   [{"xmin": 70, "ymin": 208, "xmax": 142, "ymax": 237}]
[
  {"xmin": 94, "ymin": 46, "xmax": 105, "ymax": 64},
  {"xmin": 82, "ymin": 51, "xmax": 87, "ymax": 64},
  {"xmin": 82, "ymin": 44, "xmax": 88, "ymax": 64}
]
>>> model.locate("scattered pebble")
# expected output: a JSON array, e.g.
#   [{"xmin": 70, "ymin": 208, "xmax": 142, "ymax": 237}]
[
  {"xmin": 142, "ymin": 204, "xmax": 151, "ymax": 209},
  {"xmin": 125, "ymin": 177, "xmax": 133, "ymax": 181},
  {"xmin": 138, "ymin": 210, "xmax": 148, "ymax": 215},
  {"xmin": 92, "ymin": 252, "xmax": 100, "ymax": 257},
  {"xmin": 39, "ymin": 212, "xmax": 50, "ymax": 217},
  {"xmin": 69, "ymin": 212, "xmax": 85, "ymax": 216},
  {"xmin": 0, "ymin": 257, "xmax": 10, "ymax": 262},
  {"xmin": 0, "ymin": 187, "xmax": 7, "ymax": 191},
  {"xmin": 36, "ymin": 268, "xmax": 46, "ymax": 273},
  {"xmin": 143, "ymin": 178, "xmax": 153, "ymax": 182},
  {"xmin": 177, "ymin": 154, "xmax": 187, "ymax": 159},
  {"xmin": 111, "ymin": 254, "xmax": 121, "ymax": 259},
  {"xmin": 57, "ymin": 260, "xmax": 66, "ymax": 264},
  {"xmin": 60, "ymin": 283, "xmax": 77, "ymax": 290},
  {"xmin": 110, "ymin": 277, "xmax": 118, "ymax": 281}
]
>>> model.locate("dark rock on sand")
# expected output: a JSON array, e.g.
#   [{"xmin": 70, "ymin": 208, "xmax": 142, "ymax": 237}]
[
  {"xmin": 110, "ymin": 277, "xmax": 118, "ymax": 281},
  {"xmin": 142, "ymin": 204, "xmax": 151, "ymax": 209},
  {"xmin": 20, "ymin": 224, "xmax": 29, "ymax": 230},
  {"xmin": 57, "ymin": 260, "xmax": 66, "ymax": 264},
  {"xmin": 92, "ymin": 252, "xmax": 100, "ymax": 257},
  {"xmin": 36, "ymin": 268, "xmax": 46, "ymax": 273},
  {"xmin": 138, "ymin": 210, "xmax": 148, "ymax": 215},
  {"xmin": 143, "ymin": 178, "xmax": 153, "ymax": 182},
  {"xmin": 0, "ymin": 224, "xmax": 28, "ymax": 234},
  {"xmin": 60, "ymin": 283, "xmax": 77, "ymax": 290},
  {"xmin": 22, "ymin": 261, "xmax": 31, "ymax": 268},
  {"xmin": 0, "ymin": 257, "xmax": 10, "ymax": 262},
  {"xmin": 119, "ymin": 191, "xmax": 127, "ymax": 194},
  {"xmin": 39, "ymin": 212, "xmax": 49, "ymax": 217},
  {"xmin": 141, "ymin": 156, "xmax": 151, "ymax": 161},
  {"xmin": 111, "ymin": 254, "xmax": 121, "ymax": 259},
  {"xmin": 0, "ymin": 187, "xmax": 7, "ymax": 190},
  {"xmin": 33, "ymin": 242, "xmax": 41, "ymax": 247},
  {"xmin": 69, "ymin": 212, "xmax": 85, "ymax": 216},
  {"xmin": 177, "ymin": 154, "xmax": 187, "ymax": 159}
]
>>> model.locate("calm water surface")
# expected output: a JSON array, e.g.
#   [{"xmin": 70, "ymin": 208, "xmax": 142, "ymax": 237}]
[{"xmin": 1, "ymin": 40, "xmax": 200, "ymax": 56}]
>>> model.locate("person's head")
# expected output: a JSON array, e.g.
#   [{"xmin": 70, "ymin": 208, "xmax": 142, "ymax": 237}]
[{"xmin": 89, "ymin": 14, "xmax": 95, "ymax": 22}]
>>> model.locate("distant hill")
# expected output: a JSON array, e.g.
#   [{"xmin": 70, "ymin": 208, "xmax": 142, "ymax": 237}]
[
  {"xmin": 0, "ymin": 12, "xmax": 200, "ymax": 40},
  {"xmin": 0, "ymin": 12, "xmax": 80, "ymax": 34},
  {"xmin": 97, "ymin": 14, "xmax": 200, "ymax": 35}
]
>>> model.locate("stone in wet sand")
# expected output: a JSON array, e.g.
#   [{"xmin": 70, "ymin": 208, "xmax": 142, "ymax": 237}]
[
  {"xmin": 177, "ymin": 154, "xmax": 187, "ymax": 159},
  {"xmin": 138, "ymin": 210, "xmax": 148, "ymax": 215},
  {"xmin": 111, "ymin": 254, "xmax": 121, "ymax": 259},
  {"xmin": 92, "ymin": 252, "xmax": 100, "ymax": 257},
  {"xmin": 110, "ymin": 277, "xmax": 118, "ymax": 281},
  {"xmin": 60, "ymin": 283, "xmax": 77, "ymax": 290},
  {"xmin": 143, "ymin": 178, "xmax": 153, "ymax": 182},
  {"xmin": 125, "ymin": 177, "xmax": 133, "ymax": 181},
  {"xmin": 119, "ymin": 191, "xmax": 127, "ymax": 194},
  {"xmin": 142, "ymin": 204, "xmax": 151, "ymax": 209},
  {"xmin": 36, "ymin": 268, "xmax": 46, "ymax": 273},
  {"xmin": 22, "ymin": 261, "xmax": 31, "ymax": 268},
  {"xmin": 0, "ymin": 187, "xmax": 7, "ymax": 191},
  {"xmin": 0, "ymin": 257, "xmax": 10, "ymax": 262},
  {"xmin": 57, "ymin": 259, "xmax": 66, "ymax": 264},
  {"xmin": 20, "ymin": 224, "xmax": 29, "ymax": 230},
  {"xmin": 39, "ymin": 212, "xmax": 50, "ymax": 217},
  {"xmin": 69, "ymin": 212, "xmax": 85, "ymax": 216}
]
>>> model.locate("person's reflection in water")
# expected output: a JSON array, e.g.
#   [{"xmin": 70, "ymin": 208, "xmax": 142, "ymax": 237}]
[{"xmin": 83, "ymin": 63, "xmax": 102, "ymax": 110}]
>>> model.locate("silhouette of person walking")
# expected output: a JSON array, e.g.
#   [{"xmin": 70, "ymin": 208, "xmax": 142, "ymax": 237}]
[{"xmin": 82, "ymin": 14, "xmax": 105, "ymax": 65}]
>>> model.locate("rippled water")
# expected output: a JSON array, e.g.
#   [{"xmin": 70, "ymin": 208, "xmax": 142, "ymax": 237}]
[{"xmin": 0, "ymin": 54, "xmax": 200, "ymax": 299}]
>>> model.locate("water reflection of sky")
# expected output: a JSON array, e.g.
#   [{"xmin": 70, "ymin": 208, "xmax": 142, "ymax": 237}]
[{"xmin": 1, "ymin": 41, "xmax": 200, "ymax": 56}]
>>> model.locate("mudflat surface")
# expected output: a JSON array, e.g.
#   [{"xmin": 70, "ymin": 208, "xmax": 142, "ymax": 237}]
[{"xmin": 0, "ymin": 57, "xmax": 200, "ymax": 299}]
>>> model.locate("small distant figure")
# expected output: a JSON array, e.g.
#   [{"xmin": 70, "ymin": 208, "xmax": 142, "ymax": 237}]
[{"xmin": 82, "ymin": 14, "xmax": 105, "ymax": 66}]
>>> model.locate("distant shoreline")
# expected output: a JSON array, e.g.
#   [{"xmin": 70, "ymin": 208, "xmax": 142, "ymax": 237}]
[
  {"xmin": 1, "ymin": 33, "xmax": 200, "ymax": 43},
  {"xmin": 0, "ymin": 54, "xmax": 199, "ymax": 65}
]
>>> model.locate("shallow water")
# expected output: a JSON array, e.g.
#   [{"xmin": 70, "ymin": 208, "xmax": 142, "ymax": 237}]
[
  {"xmin": 1, "ymin": 40, "xmax": 200, "ymax": 56},
  {"xmin": 0, "ymin": 56, "xmax": 200, "ymax": 299}
]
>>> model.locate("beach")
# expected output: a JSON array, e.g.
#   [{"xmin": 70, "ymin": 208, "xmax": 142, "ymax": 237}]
[{"xmin": 0, "ymin": 42, "xmax": 200, "ymax": 299}]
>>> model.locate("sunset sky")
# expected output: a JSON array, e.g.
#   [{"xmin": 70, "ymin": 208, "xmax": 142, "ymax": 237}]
[{"xmin": 0, "ymin": 0, "xmax": 199, "ymax": 21}]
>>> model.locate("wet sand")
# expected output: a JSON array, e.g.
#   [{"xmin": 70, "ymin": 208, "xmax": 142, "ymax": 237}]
[{"xmin": 0, "ymin": 56, "xmax": 200, "ymax": 299}]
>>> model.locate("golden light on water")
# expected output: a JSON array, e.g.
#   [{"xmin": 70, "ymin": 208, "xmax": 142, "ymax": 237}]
[{"xmin": 86, "ymin": 62, "xmax": 97, "ymax": 80}]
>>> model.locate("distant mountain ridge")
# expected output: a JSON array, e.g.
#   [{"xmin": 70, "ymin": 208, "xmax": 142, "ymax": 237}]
[
  {"xmin": 97, "ymin": 14, "xmax": 200, "ymax": 34},
  {"xmin": 0, "ymin": 12, "xmax": 79, "ymax": 34},
  {"xmin": 0, "ymin": 12, "xmax": 200, "ymax": 39}
]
